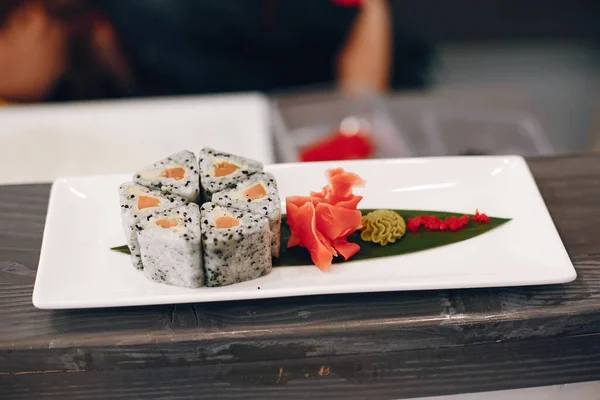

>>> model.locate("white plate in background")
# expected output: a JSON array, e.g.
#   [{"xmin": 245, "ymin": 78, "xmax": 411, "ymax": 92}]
[
  {"xmin": 0, "ymin": 93, "xmax": 273, "ymax": 184},
  {"xmin": 33, "ymin": 156, "xmax": 575, "ymax": 309}
]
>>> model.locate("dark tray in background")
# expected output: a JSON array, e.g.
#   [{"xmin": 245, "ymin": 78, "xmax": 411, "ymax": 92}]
[
  {"xmin": 271, "ymin": 90, "xmax": 556, "ymax": 161},
  {"xmin": 271, "ymin": 92, "xmax": 413, "ymax": 163}
]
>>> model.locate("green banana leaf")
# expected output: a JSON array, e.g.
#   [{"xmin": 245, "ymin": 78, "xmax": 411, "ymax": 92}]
[
  {"xmin": 112, "ymin": 209, "xmax": 511, "ymax": 266},
  {"xmin": 275, "ymin": 210, "xmax": 510, "ymax": 267},
  {"xmin": 110, "ymin": 245, "xmax": 131, "ymax": 255}
]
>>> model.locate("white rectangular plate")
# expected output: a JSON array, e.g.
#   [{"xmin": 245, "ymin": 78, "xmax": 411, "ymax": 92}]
[{"xmin": 33, "ymin": 156, "xmax": 576, "ymax": 309}]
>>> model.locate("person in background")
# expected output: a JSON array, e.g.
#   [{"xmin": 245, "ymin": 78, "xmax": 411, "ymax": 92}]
[{"xmin": 0, "ymin": 0, "xmax": 431, "ymax": 103}]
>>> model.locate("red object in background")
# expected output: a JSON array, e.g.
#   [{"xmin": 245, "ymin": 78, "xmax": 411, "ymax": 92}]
[
  {"xmin": 332, "ymin": 0, "xmax": 362, "ymax": 6},
  {"xmin": 300, "ymin": 130, "xmax": 374, "ymax": 162}
]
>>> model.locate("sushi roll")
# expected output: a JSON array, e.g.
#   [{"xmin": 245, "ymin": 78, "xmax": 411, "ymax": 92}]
[
  {"xmin": 212, "ymin": 172, "xmax": 282, "ymax": 257},
  {"xmin": 134, "ymin": 150, "xmax": 200, "ymax": 203},
  {"xmin": 119, "ymin": 183, "xmax": 186, "ymax": 269},
  {"xmin": 198, "ymin": 147, "xmax": 263, "ymax": 201},
  {"xmin": 137, "ymin": 203, "xmax": 204, "ymax": 288},
  {"xmin": 200, "ymin": 202, "xmax": 272, "ymax": 287}
]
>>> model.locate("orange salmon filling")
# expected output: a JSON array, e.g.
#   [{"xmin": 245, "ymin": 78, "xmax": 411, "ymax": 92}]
[
  {"xmin": 215, "ymin": 216, "xmax": 239, "ymax": 229},
  {"xmin": 155, "ymin": 218, "xmax": 178, "ymax": 228},
  {"xmin": 244, "ymin": 183, "xmax": 267, "ymax": 200},
  {"xmin": 161, "ymin": 167, "xmax": 185, "ymax": 180},
  {"xmin": 214, "ymin": 162, "xmax": 239, "ymax": 177},
  {"xmin": 138, "ymin": 196, "xmax": 160, "ymax": 210}
]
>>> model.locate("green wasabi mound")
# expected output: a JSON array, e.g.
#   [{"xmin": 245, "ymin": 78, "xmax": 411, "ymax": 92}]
[{"xmin": 360, "ymin": 210, "xmax": 406, "ymax": 246}]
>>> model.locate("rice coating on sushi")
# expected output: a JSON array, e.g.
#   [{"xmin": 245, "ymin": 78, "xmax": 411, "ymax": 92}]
[
  {"xmin": 200, "ymin": 202, "xmax": 272, "ymax": 287},
  {"xmin": 134, "ymin": 150, "xmax": 200, "ymax": 202},
  {"xmin": 137, "ymin": 204, "xmax": 203, "ymax": 288},
  {"xmin": 212, "ymin": 172, "xmax": 282, "ymax": 257},
  {"xmin": 118, "ymin": 183, "xmax": 186, "ymax": 270},
  {"xmin": 198, "ymin": 147, "xmax": 263, "ymax": 201}
]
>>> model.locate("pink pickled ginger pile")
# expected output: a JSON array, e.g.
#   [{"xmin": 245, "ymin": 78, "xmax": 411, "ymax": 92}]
[{"xmin": 285, "ymin": 168, "xmax": 365, "ymax": 271}]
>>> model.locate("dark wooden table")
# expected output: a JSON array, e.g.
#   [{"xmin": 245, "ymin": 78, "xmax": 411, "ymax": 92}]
[{"xmin": 2, "ymin": 154, "xmax": 600, "ymax": 400}]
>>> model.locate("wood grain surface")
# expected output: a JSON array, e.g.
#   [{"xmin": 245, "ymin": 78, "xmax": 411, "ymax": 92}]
[{"xmin": 2, "ymin": 155, "xmax": 600, "ymax": 399}]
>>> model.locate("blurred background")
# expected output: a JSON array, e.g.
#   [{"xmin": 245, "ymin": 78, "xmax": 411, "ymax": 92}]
[{"xmin": 0, "ymin": 0, "xmax": 599, "ymax": 182}]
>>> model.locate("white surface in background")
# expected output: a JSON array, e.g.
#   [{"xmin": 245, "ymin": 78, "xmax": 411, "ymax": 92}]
[
  {"xmin": 434, "ymin": 42, "xmax": 600, "ymax": 152},
  {"xmin": 0, "ymin": 94, "xmax": 273, "ymax": 184},
  {"xmin": 33, "ymin": 156, "xmax": 575, "ymax": 309},
  {"xmin": 411, "ymin": 381, "xmax": 600, "ymax": 400}
]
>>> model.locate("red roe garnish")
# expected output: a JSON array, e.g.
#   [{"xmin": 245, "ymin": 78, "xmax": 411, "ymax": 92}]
[
  {"xmin": 473, "ymin": 209, "xmax": 491, "ymax": 224},
  {"xmin": 407, "ymin": 215, "xmax": 469, "ymax": 233},
  {"xmin": 407, "ymin": 210, "xmax": 490, "ymax": 233}
]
